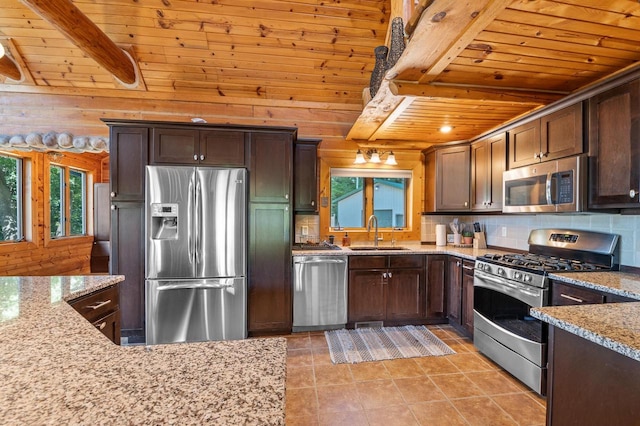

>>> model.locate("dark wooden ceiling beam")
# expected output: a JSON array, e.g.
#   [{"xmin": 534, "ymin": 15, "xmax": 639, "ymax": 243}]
[
  {"xmin": 389, "ymin": 81, "xmax": 566, "ymax": 105},
  {"xmin": 0, "ymin": 54, "xmax": 22, "ymax": 81},
  {"xmin": 19, "ymin": 0, "xmax": 138, "ymax": 85}
]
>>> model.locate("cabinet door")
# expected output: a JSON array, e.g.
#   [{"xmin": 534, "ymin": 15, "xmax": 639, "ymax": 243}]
[
  {"xmin": 348, "ymin": 270, "xmax": 385, "ymax": 322},
  {"xmin": 436, "ymin": 145, "xmax": 470, "ymax": 211},
  {"xmin": 109, "ymin": 126, "xmax": 148, "ymax": 201},
  {"xmin": 426, "ymin": 255, "xmax": 446, "ymax": 319},
  {"xmin": 151, "ymin": 128, "xmax": 198, "ymax": 164},
  {"xmin": 487, "ymin": 133, "xmax": 506, "ymax": 211},
  {"xmin": 508, "ymin": 119, "xmax": 540, "ymax": 169},
  {"xmin": 471, "ymin": 139, "xmax": 489, "ymax": 210},
  {"xmin": 199, "ymin": 130, "xmax": 246, "ymax": 166},
  {"xmin": 461, "ymin": 260, "xmax": 475, "ymax": 336},
  {"xmin": 248, "ymin": 203, "xmax": 292, "ymax": 333},
  {"xmin": 294, "ymin": 141, "xmax": 320, "ymax": 212},
  {"xmin": 447, "ymin": 257, "xmax": 462, "ymax": 326},
  {"xmin": 386, "ymin": 268, "xmax": 425, "ymax": 321},
  {"xmin": 110, "ymin": 201, "xmax": 145, "ymax": 333},
  {"xmin": 541, "ymin": 103, "xmax": 583, "ymax": 161},
  {"xmin": 250, "ymin": 132, "xmax": 293, "ymax": 203},
  {"xmin": 588, "ymin": 79, "xmax": 640, "ymax": 208},
  {"xmin": 92, "ymin": 310, "xmax": 121, "ymax": 345}
]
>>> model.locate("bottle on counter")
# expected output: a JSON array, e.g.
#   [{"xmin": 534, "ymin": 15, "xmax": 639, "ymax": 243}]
[{"xmin": 342, "ymin": 232, "xmax": 351, "ymax": 247}]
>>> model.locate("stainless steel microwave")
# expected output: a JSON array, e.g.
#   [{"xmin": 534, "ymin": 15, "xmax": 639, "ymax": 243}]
[{"xmin": 503, "ymin": 155, "xmax": 586, "ymax": 213}]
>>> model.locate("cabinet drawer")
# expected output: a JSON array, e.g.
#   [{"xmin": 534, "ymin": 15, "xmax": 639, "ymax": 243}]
[
  {"xmin": 349, "ymin": 256, "xmax": 387, "ymax": 269},
  {"xmin": 552, "ymin": 282, "xmax": 604, "ymax": 305},
  {"xmin": 92, "ymin": 310, "xmax": 121, "ymax": 345},
  {"xmin": 389, "ymin": 255, "xmax": 424, "ymax": 269},
  {"xmin": 69, "ymin": 285, "xmax": 119, "ymax": 323}
]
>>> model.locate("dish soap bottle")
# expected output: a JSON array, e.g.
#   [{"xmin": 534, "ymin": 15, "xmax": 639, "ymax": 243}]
[{"xmin": 342, "ymin": 232, "xmax": 351, "ymax": 247}]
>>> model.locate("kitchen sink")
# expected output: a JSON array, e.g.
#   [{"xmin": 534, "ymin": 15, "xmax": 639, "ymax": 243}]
[{"xmin": 349, "ymin": 246, "xmax": 409, "ymax": 251}]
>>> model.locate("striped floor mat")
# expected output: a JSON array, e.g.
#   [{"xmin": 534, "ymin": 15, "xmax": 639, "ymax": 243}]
[{"xmin": 325, "ymin": 325, "xmax": 456, "ymax": 364}]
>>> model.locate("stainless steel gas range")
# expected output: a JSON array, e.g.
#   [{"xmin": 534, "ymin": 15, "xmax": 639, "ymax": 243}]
[{"xmin": 473, "ymin": 229, "xmax": 620, "ymax": 395}]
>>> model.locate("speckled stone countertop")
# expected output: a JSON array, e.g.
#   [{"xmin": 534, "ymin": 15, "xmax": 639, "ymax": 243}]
[
  {"xmin": 0, "ymin": 275, "xmax": 286, "ymax": 425},
  {"xmin": 548, "ymin": 270, "xmax": 640, "ymax": 300},
  {"xmin": 292, "ymin": 241, "xmax": 514, "ymax": 261},
  {"xmin": 531, "ymin": 302, "xmax": 640, "ymax": 362}
]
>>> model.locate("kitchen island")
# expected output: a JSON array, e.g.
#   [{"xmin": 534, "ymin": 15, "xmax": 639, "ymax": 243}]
[
  {"xmin": 531, "ymin": 298, "xmax": 640, "ymax": 425},
  {"xmin": 0, "ymin": 275, "xmax": 286, "ymax": 425}
]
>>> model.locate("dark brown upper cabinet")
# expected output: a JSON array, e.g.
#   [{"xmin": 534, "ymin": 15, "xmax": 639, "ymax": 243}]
[
  {"xmin": 424, "ymin": 145, "xmax": 471, "ymax": 212},
  {"xmin": 109, "ymin": 126, "xmax": 148, "ymax": 201},
  {"xmin": 249, "ymin": 132, "xmax": 293, "ymax": 204},
  {"xmin": 293, "ymin": 139, "xmax": 320, "ymax": 212},
  {"xmin": 471, "ymin": 133, "xmax": 506, "ymax": 212},
  {"xmin": 151, "ymin": 127, "xmax": 246, "ymax": 166},
  {"xmin": 508, "ymin": 103, "xmax": 583, "ymax": 169},
  {"xmin": 588, "ymin": 79, "xmax": 640, "ymax": 209}
]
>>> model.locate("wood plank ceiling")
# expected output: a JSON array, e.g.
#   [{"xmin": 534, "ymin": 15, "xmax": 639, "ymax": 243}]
[
  {"xmin": 2, "ymin": 0, "xmax": 640, "ymax": 151},
  {"xmin": 348, "ymin": 0, "xmax": 640, "ymax": 149}
]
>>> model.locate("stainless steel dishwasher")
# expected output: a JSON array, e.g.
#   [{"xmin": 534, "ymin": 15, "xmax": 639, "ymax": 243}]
[{"xmin": 292, "ymin": 255, "xmax": 348, "ymax": 332}]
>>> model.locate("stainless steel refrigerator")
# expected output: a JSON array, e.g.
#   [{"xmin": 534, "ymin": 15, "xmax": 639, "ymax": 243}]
[{"xmin": 145, "ymin": 165, "xmax": 247, "ymax": 345}]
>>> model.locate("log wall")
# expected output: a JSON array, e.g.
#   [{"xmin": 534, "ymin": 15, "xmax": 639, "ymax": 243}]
[{"xmin": 0, "ymin": 149, "xmax": 106, "ymax": 276}]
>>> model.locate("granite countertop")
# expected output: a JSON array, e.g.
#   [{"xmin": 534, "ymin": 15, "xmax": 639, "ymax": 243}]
[
  {"xmin": 531, "ymin": 302, "xmax": 640, "ymax": 362},
  {"xmin": 548, "ymin": 270, "xmax": 640, "ymax": 300},
  {"xmin": 0, "ymin": 275, "xmax": 286, "ymax": 425},
  {"xmin": 292, "ymin": 241, "xmax": 514, "ymax": 261}
]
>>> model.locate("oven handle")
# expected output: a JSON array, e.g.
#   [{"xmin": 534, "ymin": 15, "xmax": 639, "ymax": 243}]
[
  {"xmin": 546, "ymin": 172, "xmax": 553, "ymax": 205},
  {"xmin": 474, "ymin": 270, "xmax": 545, "ymax": 308}
]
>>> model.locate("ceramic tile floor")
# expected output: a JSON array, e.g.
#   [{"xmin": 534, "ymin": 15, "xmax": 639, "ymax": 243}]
[{"xmin": 284, "ymin": 324, "xmax": 547, "ymax": 426}]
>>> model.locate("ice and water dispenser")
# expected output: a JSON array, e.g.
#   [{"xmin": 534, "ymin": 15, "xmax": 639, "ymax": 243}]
[{"xmin": 150, "ymin": 203, "xmax": 179, "ymax": 240}]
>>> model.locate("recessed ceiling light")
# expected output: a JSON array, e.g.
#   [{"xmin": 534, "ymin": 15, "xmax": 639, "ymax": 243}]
[{"xmin": 440, "ymin": 125, "xmax": 453, "ymax": 133}]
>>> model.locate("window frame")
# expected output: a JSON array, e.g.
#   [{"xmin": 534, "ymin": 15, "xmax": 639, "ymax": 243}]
[
  {"xmin": 44, "ymin": 154, "xmax": 93, "ymax": 246},
  {"xmin": 330, "ymin": 168, "xmax": 411, "ymax": 231},
  {"xmin": 0, "ymin": 153, "xmax": 24, "ymax": 243}
]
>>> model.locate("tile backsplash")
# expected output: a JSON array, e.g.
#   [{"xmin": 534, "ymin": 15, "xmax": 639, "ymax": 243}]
[
  {"xmin": 422, "ymin": 213, "xmax": 640, "ymax": 268},
  {"xmin": 294, "ymin": 214, "xmax": 320, "ymax": 243}
]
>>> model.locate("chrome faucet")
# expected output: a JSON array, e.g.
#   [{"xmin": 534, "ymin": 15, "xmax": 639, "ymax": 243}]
[{"xmin": 367, "ymin": 214, "xmax": 379, "ymax": 247}]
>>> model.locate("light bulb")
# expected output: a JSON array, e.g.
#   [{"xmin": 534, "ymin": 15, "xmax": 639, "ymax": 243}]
[
  {"xmin": 354, "ymin": 150, "xmax": 366, "ymax": 164},
  {"xmin": 440, "ymin": 125, "xmax": 453, "ymax": 133},
  {"xmin": 370, "ymin": 151, "xmax": 381, "ymax": 163}
]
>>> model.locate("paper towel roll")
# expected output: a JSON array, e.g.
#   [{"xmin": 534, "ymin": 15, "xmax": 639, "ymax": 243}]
[{"xmin": 435, "ymin": 224, "xmax": 447, "ymax": 246}]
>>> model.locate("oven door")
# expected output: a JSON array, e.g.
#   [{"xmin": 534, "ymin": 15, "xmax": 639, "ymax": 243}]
[{"xmin": 473, "ymin": 269, "xmax": 548, "ymax": 394}]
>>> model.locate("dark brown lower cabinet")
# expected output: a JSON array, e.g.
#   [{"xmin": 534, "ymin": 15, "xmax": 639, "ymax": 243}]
[
  {"xmin": 461, "ymin": 260, "xmax": 475, "ymax": 336},
  {"xmin": 547, "ymin": 327, "xmax": 640, "ymax": 425},
  {"xmin": 248, "ymin": 203, "xmax": 291, "ymax": 335},
  {"xmin": 427, "ymin": 255, "xmax": 447, "ymax": 320},
  {"xmin": 110, "ymin": 201, "xmax": 145, "ymax": 337},
  {"xmin": 447, "ymin": 256, "xmax": 474, "ymax": 336},
  {"xmin": 348, "ymin": 255, "xmax": 425, "ymax": 325},
  {"xmin": 69, "ymin": 284, "xmax": 121, "ymax": 345}
]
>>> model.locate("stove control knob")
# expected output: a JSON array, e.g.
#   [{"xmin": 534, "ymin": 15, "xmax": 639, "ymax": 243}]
[
  {"xmin": 523, "ymin": 275, "xmax": 532, "ymax": 283},
  {"xmin": 514, "ymin": 272, "xmax": 522, "ymax": 280},
  {"xmin": 497, "ymin": 268, "xmax": 505, "ymax": 276}
]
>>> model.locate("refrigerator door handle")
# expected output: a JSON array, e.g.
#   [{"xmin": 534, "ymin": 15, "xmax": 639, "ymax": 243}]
[
  {"xmin": 187, "ymin": 173, "xmax": 195, "ymax": 265},
  {"xmin": 195, "ymin": 173, "xmax": 202, "ymax": 267}
]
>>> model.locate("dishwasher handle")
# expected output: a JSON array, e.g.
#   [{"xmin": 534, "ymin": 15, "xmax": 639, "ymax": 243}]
[{"xmin": 294, "ymin": 258, "xmax": 347, "ymax": 265}]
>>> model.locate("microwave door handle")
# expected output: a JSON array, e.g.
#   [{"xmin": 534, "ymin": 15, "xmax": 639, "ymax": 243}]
[{"xmin": 546, "ymin": 172, "xmax": 553, "ymax": 205}]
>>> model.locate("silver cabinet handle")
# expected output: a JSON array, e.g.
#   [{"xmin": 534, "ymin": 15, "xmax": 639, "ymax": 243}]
[
  {"xmin": 110, "ymin": 191, "xmax": 116, "ymax": 198},
  {"xmin": 87, "ymin": 300, "xmax": 111, "ymax": 310},
  {"xmin": 388, "ymin": 272, "xmax": 393, "ymax": 278},
  {"xmin": 311, "ymin": 200, "xmax": 315, "ymax": 206},
  {"xmin": 630, "ymin": 189, "xmax": 637, "ymax": 198},
  {"xmin": 193, "ymin": 154, "xmax": 198, "ymax": 161},
  {"xmin": 534, "ymin": 153, "xmax": 539, "ymax": 159},
  {"xmin": 456, "ymin": 261, "xmax": 461, "ymax": 267},
  {"xmin": 560, "ymin": 293, "xmax": 584, "ymax": 303},
  {"xmin": 285, "ymin": 194, "xmax": 289, "ymax": 200},
  {"xmin": 200, "ymin": 154, "xmax": 205, "ymax": 161},
  {"xmin": 382, "ymin": 272, "xmax": 388, "ymax": 279},
  {"xmin": 540, "ymin": 151, "xmax": 546, "ymax": 158},
  {"xmin": 111, "ymin": 205, "xmax": 116, "ymax": 210},
  {"xmin": 96, "ymin": 321, "xmax": 107, "ymax": 330}
]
